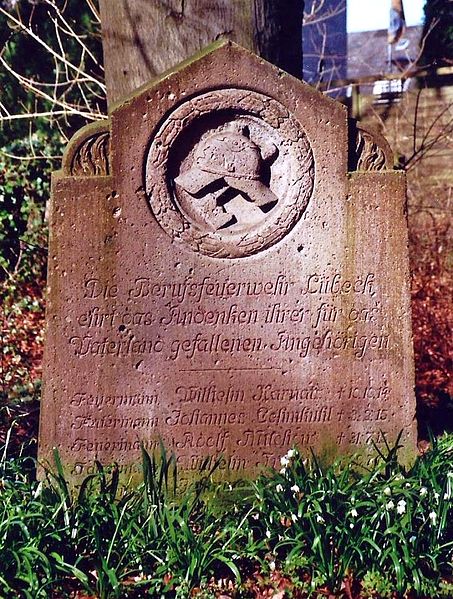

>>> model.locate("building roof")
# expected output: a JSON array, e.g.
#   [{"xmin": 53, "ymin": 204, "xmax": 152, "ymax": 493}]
[{"xmin": 348, "ymin": 26, "xmax": 423, "ymax": 79}]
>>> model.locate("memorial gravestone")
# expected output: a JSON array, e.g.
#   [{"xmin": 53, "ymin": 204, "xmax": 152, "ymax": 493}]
[{"xmin": 39, "ymin": 41, "xmax": 416, "ymax": 483}]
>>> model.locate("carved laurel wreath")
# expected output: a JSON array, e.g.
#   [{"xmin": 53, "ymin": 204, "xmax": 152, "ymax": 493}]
[{"xmin": 145, "ymin": 89, "xmax": 315, "ymax": 259}]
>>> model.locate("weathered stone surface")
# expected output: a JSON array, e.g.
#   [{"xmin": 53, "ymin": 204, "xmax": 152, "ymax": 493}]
[{"xmin": 39, "ymin": 41, "xmax": 416, "ymax": 484}]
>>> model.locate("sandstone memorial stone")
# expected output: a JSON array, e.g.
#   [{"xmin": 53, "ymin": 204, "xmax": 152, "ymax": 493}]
[{"xmin": 39, "ymin": 41, "xmax": 416, "ymax": 483}]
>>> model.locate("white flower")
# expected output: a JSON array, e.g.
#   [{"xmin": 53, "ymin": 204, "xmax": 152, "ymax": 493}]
[
  {"xmin": 291, "ymin": 513, "xmax": 298, "ymax": 522},
  {"xmin": 386, "ymin": 500, "xmax": 395, "ymax": 510},
  {"xmin": 405, "ymin": 483, "xmax": 411, "ymax": 488},
  {"xmin": 276, "ymin": 484, "xmax": 284, "ymax": 493},
  {"xmin": 409, "ymin": 535, "xmax": 416, "ymax": 543},
  {"xmin": 266, "ymin": 530, "xmax": 271, "ymax": 539},
  {"xmin": 419, "ymin": 487, "xmax": 428, "ymax": 497},
  {"xmin": 350, "ymin": 508, "xmax": 358, "ymax": 518},
  {"xmin": 252, "ymin": 513, "xmax": 259, "ymax": 520},
  {"xmin": 429, "ymin": 511, "xmax": 437, "ymax": 525},
  {"xmin": 32, "ymin": 481, "xmax": 43, "ymax": 499},
  {"xmin": 280, "ymin": 456, "xmax": 290, "ymax": 467},
  {"xmin": 279, "ymin": 468, "xmax": 287, "ymax": 475},
  {"xmin": 349, "ymin": 523, "xmax": 354, "ymax": 529},
  {"xmin": 397, "ymin": 500, "xmax": 406, "ymax": 515},
  {"xmin": 287, "ymin": 448, "xmax": 296, "ymax": 459},
  {"xmin": 316, "ymin": 515, "xmax": 325, "ymax": 523},
  {"xmin": 434, "ymin": 492, "xmax": 440, "ymax": 501},
  {"xmin": 290, "ymin": 484, "xmax": 300, "ymax": 494},
  {"xmin": 384, "ymin": 486, "xmax": 391, "ymax": 496},
  {"xmin": 269, "ymin": 561, "xmax": 276, "ymax": 571}
]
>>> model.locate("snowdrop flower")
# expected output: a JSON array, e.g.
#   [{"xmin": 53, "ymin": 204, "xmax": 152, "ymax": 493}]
[
  {"xmin": 291, "ymin": 513, "xmax": 298, "ymax": 522},
  {"xmin": 280, "ymin": 456, "xmax": 290, "ymax": 467},
  {"xmin": 290, "ymin": 484, "xmax": 300, "ymax": 494},
  {"xmin": 419, "ymin": 487, "xmax": 428, "ymax": 497},
  {"xmin": 276, "ymin": 484, "xmax": 284, "ymax": 493},
  {"xmin": 386, "ymin": 500, "xmax": 395, "ymax": 510},
  {"xmin": 397, "ymin": 499, "xmax": 406, "ymax": 515},
  {"xmin": 32, "ymin": 481, "xmax": 43, "ymax": 499},
  {"xmin": 316, "ymin": 515, "xmax": 325, "ymax": 523},
  {"xmin": 349, "ymin": 523, "xmax": 354, "ymax": 529},
  {"xmin": 429, "ymin": 511, "xmax": 437, "ymax": 525},
  {"xmin": 279, "ymin": 468, "xmax": 287, "ymax": 475},
  {"xmin": 252, "ymin": 513, "xmax": 259, "ymax": 520},
  {"xmin": 287, "ymin": 448, "xmax": 296, "ymax": 459},
  {"xmin": 266, "ymin": 530, "xmax": 271, "ymax": 539},
  {"xmin": 350, "ymin": 508, "xmax": 358, "ymax": 518},
  {"xmin": 384, "ymin": 486, "xmax": 391, "ymax": 496}
]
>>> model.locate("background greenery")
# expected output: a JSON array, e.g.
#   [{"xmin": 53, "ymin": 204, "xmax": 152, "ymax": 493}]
[
  {"xmin": 0, "ymin": 0, "xmax": 105, "ymax": 449},
  {"xmin": 421, "ymin": 0, "xmax": 453, "ymax": 67}
]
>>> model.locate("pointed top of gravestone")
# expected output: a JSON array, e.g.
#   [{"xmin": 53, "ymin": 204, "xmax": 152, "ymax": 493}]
[
  {"xmin": 108, "ymin": 39, "xmax": 348, "ymax": 192},
  {"xmin": 110, "ymin": 39, "xmax": 344, "ymax": 117}
]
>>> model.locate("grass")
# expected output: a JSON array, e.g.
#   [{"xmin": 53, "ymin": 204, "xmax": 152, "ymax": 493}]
[{"xmin": 0, "ymin": 436, "xmax": 452, "ymax": 598}]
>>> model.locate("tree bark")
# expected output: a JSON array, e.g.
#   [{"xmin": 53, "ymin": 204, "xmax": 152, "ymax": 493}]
[{"xmin": 99, "ymin": 0, "xmax": 303, "ymax": 105}]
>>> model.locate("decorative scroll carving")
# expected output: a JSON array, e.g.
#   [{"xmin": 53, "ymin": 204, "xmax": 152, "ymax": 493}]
[
  {"xmin": 349, "ymin": 121, "xmax": 394, "ymax": 172},
  {"xmin": 145, "ymin": 88, "xmax": 315, "ymax": 259},
  {"xmin": 62, "ymin": 121, "xmax": 111, "ymax": 177}
]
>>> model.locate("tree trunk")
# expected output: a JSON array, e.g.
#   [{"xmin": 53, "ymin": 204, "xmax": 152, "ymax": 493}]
[{"xmin": 99, "ymin": 0, "xmax": 303, "ymax": 105}]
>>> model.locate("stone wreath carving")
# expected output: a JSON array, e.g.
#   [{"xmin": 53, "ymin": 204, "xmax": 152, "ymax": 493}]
[
  {"xmin": 62, "ymin": 121, "xmax": 110, "ymax": 177},
  {"xmin": 145, "ymin": 89, "xmax": 315, "ymax": 258}
]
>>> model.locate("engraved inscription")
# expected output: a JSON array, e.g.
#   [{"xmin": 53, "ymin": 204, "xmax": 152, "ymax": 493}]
[
  {"xmin": 70, "ymin": 392, "xmax": 158, "ymax": 408},
  {"xmin": 69, "ymin": 271, "xmax": 389, "ymax": 362}
]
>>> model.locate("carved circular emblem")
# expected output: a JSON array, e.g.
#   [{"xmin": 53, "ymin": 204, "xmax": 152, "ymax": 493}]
[{"xmin": 145, "ymin": 89, "xmax": 315, "ymax": 258}]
